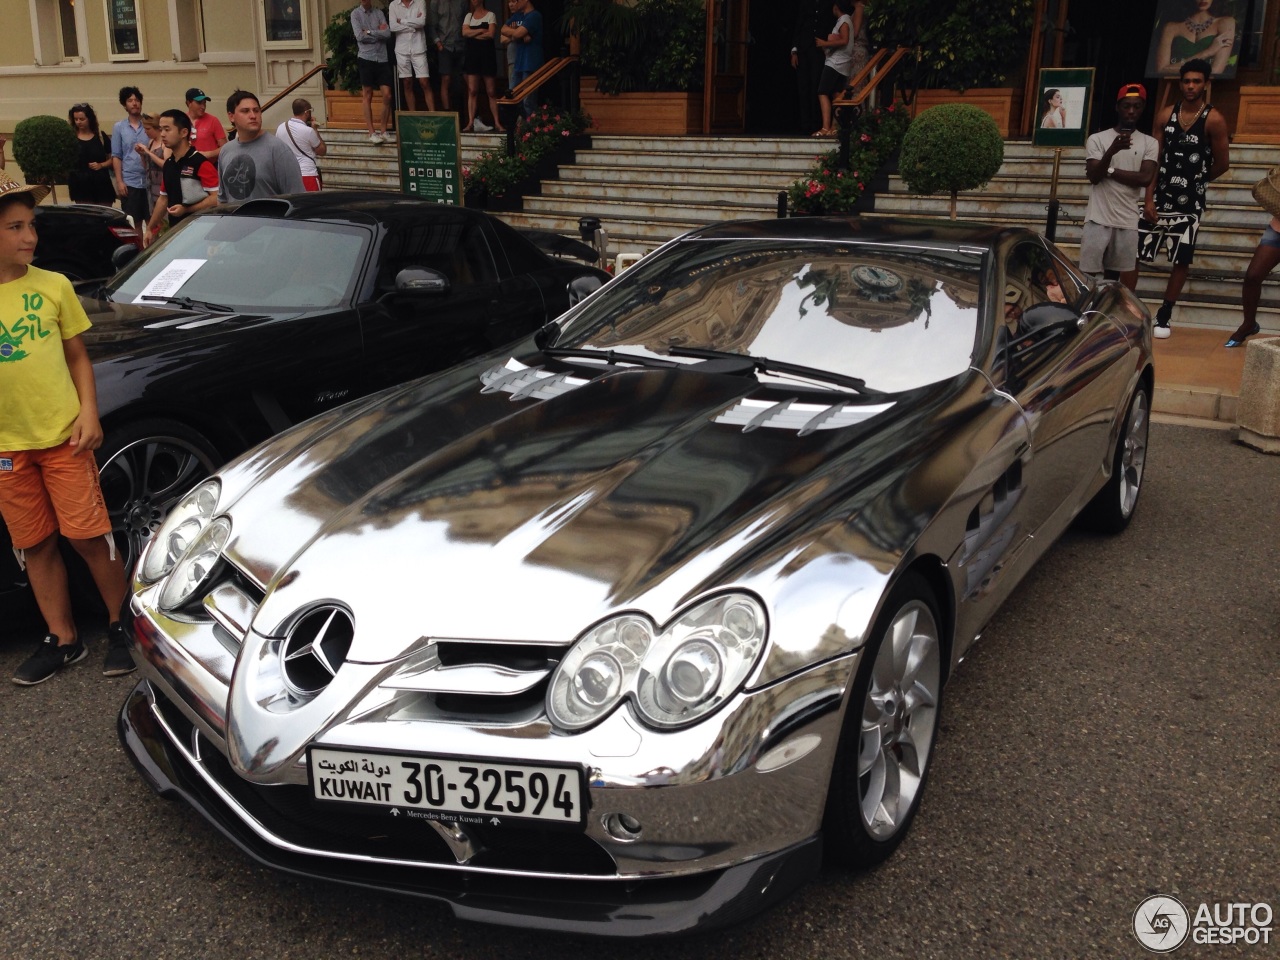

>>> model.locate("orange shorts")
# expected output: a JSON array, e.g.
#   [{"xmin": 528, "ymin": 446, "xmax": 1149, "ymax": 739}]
[{"xmin": 0, "ymin": 441, "xmax": 112, "ymax": 549}]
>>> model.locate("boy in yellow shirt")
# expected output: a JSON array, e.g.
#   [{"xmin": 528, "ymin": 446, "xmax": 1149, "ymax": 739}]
[{"xmin": 0, "ymin": 170, "xmax": 131, "ymax": 684}]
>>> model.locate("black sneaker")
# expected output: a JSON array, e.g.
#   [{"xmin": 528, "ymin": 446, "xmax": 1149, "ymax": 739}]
[
  {"xmin": 103, "ymin": 622, "xmax": 136, "ymax": 677},
  {"xmin": 12, "ymin": 634, "xmax": 87, "ymax": 686}
]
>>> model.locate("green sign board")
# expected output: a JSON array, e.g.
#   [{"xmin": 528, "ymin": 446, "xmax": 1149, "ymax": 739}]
[{"xmin": 397, "ymin": 112, "xmax": 463, "ymax": 205}]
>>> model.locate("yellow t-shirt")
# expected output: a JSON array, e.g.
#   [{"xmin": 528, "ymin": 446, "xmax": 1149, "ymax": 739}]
[{"xmin": 0, "ymin": 266, "xmax": 93, "ymax": 452}]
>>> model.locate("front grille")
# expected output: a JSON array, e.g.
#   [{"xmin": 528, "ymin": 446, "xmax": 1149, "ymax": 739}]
[{"xmin": 153, "ymin": 686, "xmax": 615, "ymax": 876}]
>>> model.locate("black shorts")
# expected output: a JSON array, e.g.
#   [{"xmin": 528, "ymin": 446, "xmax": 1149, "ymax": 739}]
[
  {"xmin": 357, "ymin": 57, "xmax": 394, "ymax": 90},
  {"xmin": 817, "ymin": 66, "xmax": 848, "ymax": 98}
]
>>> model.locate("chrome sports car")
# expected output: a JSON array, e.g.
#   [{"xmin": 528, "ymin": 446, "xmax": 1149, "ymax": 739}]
[{"xmin": 119, "ymin": 217, "xmax": 1153, "ymax": 936}]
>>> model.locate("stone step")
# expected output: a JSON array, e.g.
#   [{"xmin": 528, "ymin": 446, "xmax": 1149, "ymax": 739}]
[
  {"xmin": 584, "ymin": 135, "xmax": 832, "ymax": 157},
  {"xmin": 560, "ymin": 164, "xmax": 799, "ymax": 189},
  {"xmin": 909, "ymin": 176, "xmax": 1267, "ymax": 207},
  {"xmin": 538, "ymin": 178, "xmax": 787, "ymax": 208},
  {"xmin": 521, "ymin": 194, "xmax": 776, "ymax": 224},
  {"xmin": 568, "ymin": 149, "xmax": 816, "ymax": 174},
  {"xmin": 874, "ymin": 192, "xmax": 1275, "ymax": 229},
  {"xmin": 999, "ymin": 140, "xmax": 1276, "ymax": 163}
]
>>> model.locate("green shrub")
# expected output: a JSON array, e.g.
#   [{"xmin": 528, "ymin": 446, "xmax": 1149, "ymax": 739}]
[
  {"xmin": 565, "ymin": 0, "xmax": 705, "ymax": 94},
  {"xmin": 787, "ymin": 101, "xmax": 911, "ymax": 215},
  {"xmin": 323, "ymin": 6, "xmax": 361, "ymax": 95},
  {"xmin": 13, "ymin": 115, "xmax": 78, "ymax": 189},
  {"xmin": 869, "ymin": 0, "xmax": 1034, "ymax": 92},
  {"xmin": 899, "ymin": 104, "xmax": 1003, "ymax": 218}
]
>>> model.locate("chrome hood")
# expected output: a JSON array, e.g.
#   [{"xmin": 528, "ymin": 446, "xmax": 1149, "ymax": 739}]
[{"xmin": 214, "ymin": 350, "xmax": 968, "ymax": 664}]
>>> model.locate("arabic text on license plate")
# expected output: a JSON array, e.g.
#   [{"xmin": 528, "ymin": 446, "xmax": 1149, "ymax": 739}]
[{"xmin": 309, "ymin": 748, "xmax": 583, "ymax": 825}]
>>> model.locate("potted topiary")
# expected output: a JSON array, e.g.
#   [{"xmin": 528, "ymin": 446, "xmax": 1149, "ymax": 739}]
[
  {"xmin": 899, "ymin": 103, "xmax": 1003, "ymax": 219},
  {"xmin": 12, "ymin": 115, "xmax": 78, "ymax": 203},
  {"xmin": 870, "ymin": 0, "xmax": 1034, "ymax": 136},
  {"xmin": 322, "ymin": 6, "xmax": 366, "ymax": 129},
  {"xmin": 563, "ymin": 0, "xmax": 705, "ymax": 135}
]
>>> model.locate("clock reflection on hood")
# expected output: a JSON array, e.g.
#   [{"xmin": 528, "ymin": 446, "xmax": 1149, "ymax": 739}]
[{"xmin": 851, "ymin": 264, "xmax": 904, "ymax": 302}]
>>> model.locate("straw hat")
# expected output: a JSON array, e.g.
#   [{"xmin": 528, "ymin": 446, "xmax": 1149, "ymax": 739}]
[{"xmin": 0, "ymin": 167, "xmax": 51, "ymax": 205}]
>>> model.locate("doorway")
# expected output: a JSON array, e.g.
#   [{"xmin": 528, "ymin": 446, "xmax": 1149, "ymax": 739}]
[{"xmin": 744, "ymin": 0, "xmax": 800, "ymax": 134}]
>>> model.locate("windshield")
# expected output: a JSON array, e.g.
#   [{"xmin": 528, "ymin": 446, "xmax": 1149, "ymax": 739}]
[
  {"xmin": 106, "ymin": 215, "xmax": 371, "ymax": 311},
  {"xmin": 556, "ymin": 239, "xmax": 984, "ymax": 394}
]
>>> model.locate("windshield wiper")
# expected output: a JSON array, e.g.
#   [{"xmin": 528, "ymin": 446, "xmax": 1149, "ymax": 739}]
[
  {"xmin": 138, "ymin": 294, "xmax": 234, "ymax": 313},
  {"xmin": 668, "ymin": 346, "xmax": 881, "ymax": 396},
  {"xmin": 542, "ymin": 346, "xmax": 681, "ymax": 370}
]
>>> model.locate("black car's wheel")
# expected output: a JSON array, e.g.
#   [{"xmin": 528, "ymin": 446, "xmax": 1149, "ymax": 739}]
[
  {"xmin": 824, "ymin": 571, "xmax": 944, "ymax": 868},
  {"xmin": 1077, "ymin": 384, "xmax": 1150, "ymax": 534},
  {"xmin": 96, "ymin": 419, "xmax": 221, "ymax": 575}
]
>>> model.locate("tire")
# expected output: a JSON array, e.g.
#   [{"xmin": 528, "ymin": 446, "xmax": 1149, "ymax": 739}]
[
  {"xmin": 823, "ymin": 571, "xmax": 944, "ymax": 868},
  {"xmin": 95, "ymin": 419, "xmax": 222, "ymax": 577},
  {"xmin": 1076, "ymin": 385, "xmax": 1150, "ymax": 534}
]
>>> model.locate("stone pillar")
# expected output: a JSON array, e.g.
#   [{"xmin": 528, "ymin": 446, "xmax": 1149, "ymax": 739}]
[{"xmin": 1236, "ymin": 338, "xmax": 1280, "ymax": 454}]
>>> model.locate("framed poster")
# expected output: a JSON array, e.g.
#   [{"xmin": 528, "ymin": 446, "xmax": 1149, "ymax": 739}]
[
  {"xmin": 262, "ymin": 0, "xmax": 309, "ymax": 48},
  {"xmin": 105, "ymin": 0, "xmax": 146, "ymax": 61},
  {"xmin": 1145, "ymin": 0, "xmax": 1241, "ymax": 79},
  {"xmin": 397, "ymin": 112, "xmax": 463, "ymax": 206},
  {"xmin": 1032, "ymin": 68, "xmax": 1094, "ymax": 149}
]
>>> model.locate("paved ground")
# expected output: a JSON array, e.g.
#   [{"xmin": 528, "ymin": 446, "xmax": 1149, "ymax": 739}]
[{"xmin": 1, "ymin": 422, "xmax": 1276, "ymax": 960}]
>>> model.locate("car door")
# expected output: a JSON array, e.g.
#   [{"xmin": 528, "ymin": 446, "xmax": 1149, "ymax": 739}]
[
  {"xmin": 997, "ymin": 238, "xmax": 1132, "ymax": 540},
  {"xmin": 356, "ymin": 213, "xmax": 531, "ymax": 395}
]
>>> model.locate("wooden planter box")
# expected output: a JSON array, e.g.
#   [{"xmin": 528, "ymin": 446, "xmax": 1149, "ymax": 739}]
[
  {"xmin": 1237, "ymin": 86, "xmax": 1280, "ymax": 144},
  {"xmin": 323, "ymin": 89, "xmax": 367, "ymax": 130},
  {"xmin": 911, "ymin": 87, "xmax": 1023, "ymax": 138},
  {"xmin": 578, "ymin": 79, "xmax": 703, "ymax": 136}
]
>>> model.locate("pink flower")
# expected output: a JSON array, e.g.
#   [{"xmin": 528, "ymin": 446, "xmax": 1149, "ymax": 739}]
[
  {"xmin": 561, "ymin": 129, "xmax": 570, "ymax": 136},
  {"xmin": 860, "ymin": 133, "xmax": 872, "ymax": 143}
]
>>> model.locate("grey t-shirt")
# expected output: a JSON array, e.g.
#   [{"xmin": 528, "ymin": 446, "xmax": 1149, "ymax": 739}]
[
  {"xmin": 218, "ymin": 133, "xmax": 306, "ymax": 203},
  {"xmin": 1085, "ymin": 128, "xmax": 1158, "ymax": 229}
]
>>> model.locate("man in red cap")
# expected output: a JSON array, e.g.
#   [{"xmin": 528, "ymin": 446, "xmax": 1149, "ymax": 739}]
[{"xmin": 1080, "ymin": 83, "xmax": 1159, "ymax": 291}]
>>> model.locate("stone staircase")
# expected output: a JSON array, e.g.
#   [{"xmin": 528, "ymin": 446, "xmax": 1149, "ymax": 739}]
[
  {"xmin": 870, "ymin": 141, "xmax": 1279, "ymax": 333},
  {"xmin": 318, "ymin": 128, "xmax": 1278, "ymax": 334}
]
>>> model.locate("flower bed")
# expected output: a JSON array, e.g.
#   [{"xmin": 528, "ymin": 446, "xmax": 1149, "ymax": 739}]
[
  {"xmin": 786, "ymin": 102, "xmax": 910, "ymax": 216},
  {"xmin": 462, "ymin": 107, "xmax": 593, "ymax": 207}
]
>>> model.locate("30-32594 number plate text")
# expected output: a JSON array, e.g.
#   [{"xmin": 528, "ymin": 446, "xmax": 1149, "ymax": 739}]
[{"xmin": 308, "ymin": 748, "xmax": 584, "ymax": 825}]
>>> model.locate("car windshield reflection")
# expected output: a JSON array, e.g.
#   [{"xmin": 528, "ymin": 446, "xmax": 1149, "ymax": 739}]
[
  {"xmin": 106, "ymin": 216, "xmax": 370, "ymax": 312},
  {"xmin": 557, "ymin": 240, "xmax": 984, "ymax": 394}
]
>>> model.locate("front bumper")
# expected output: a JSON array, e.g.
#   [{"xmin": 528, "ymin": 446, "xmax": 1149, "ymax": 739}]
[{"xmin": 120, "ymin": 679, "xmax": 824, "ymax": 936}]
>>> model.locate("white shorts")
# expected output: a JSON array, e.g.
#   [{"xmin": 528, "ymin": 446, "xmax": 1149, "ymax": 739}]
[{"xmin": 397, "ymin": 50, "xmax": 429, "ymax": 79}]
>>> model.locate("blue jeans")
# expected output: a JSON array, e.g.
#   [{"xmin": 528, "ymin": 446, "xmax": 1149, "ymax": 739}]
[{"xmin": 512, "ymin": 70, "xmax": 538, "ymax": 117}]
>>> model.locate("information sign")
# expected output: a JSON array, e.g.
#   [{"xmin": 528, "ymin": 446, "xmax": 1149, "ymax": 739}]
[{"xmin": 396, "ymin": 112, "xmax": 463, "ymax": 206}]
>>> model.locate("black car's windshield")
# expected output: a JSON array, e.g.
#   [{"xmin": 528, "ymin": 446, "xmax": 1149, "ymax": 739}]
[
  {"xmin": 555, "ymin": 239, "xmax": 984, "ymax": 394},
  {"xmin": 105, "ymin": 215, "xmax": 370, "ymax": 311}
]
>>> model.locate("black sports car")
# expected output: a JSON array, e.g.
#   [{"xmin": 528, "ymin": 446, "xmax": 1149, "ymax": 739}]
[
  {"xmin": 34, "ymin": 202, "xmax": 141, "ymax": 281},
  {"xmin": 119, "ymin": 216, "xmax": 1153, "ymax": 935},
  {"xmin": 0, "ymin": 192, "xmax": 609, "ymax": 599}
]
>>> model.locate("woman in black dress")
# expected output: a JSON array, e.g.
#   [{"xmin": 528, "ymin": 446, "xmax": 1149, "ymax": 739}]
[
  {"xmin": 67, "ymin": 103, "xmax": 116, "ymax": 206},
  {"xmin": 461, "ymin": 0, "xmax": 505, "ymax": 133}
]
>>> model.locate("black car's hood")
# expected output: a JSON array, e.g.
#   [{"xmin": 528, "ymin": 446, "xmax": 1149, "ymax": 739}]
[
  {"xmin": 81, "ymin": 296, "xmax": 289, "ymax": 359},
  {"xmin": 220, "ymin": 347, "xmax": 968, "ymax": 655}
]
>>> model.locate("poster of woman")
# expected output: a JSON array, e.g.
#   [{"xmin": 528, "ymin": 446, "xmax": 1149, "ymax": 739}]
[
  {"xmin": 1033, "ymin": 69, "xmax": 1093, "ymax": 149},
  {"xmin": 1146, "ymin": 0, "xmax": 1240, "ymax": 78}
]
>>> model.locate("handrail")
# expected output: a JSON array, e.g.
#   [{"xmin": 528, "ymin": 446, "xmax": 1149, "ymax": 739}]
[
  {"xmin": 496, "ymin": 55, "xmax": 578, "ymax": 107},
  {"xmin": 834, "ymin": 47, "xmax": 911, "ymax": 109},
  {"xmin": 261, "ymin": 62, "xmax": 330, "ymax": 116}
]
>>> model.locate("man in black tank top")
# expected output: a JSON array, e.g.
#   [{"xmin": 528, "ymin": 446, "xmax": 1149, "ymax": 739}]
[{"xmin": 1139, "ymin": 57, "xmax": 1230, "ymax": 338}]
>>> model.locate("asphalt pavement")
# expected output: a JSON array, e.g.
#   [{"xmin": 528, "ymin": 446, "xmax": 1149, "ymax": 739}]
[{"xmin": 1, "ymin": 421, "xmax": 1276, "ymax": 960}]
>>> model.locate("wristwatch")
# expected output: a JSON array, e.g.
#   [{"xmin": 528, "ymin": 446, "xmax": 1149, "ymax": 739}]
[{"xmin": 1107, "ymin": 166, "xmax": 1116, "ymax": 176}]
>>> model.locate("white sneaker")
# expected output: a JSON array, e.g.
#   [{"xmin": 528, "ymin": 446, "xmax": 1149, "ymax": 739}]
[
  {"xmin": 1154, "ymin": 323, "xmax": 1172, "ymax": 339},
  {"xmin": 472, "ymin": 118, "xmax": 492, "ymax": 133},
  {"xmin": 368, "ymin": 132, "xmax": 385, "ymax": 144}
]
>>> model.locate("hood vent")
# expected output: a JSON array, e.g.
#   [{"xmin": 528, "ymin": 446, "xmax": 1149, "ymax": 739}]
[
  {"xmin": 714, "ymin": 397, "xmax": 895, "ymax": 435},
  {"xmin": 480, "ymin": 358, "xmax": 589, "ymax": 401}
]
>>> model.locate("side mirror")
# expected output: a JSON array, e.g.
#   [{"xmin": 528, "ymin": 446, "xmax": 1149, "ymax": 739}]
[
  {"xmin": 111, "ymin": 244, "xmax": 139, "ymax": 272},
  {"xmin": 393, "ymin": 267, "xmax": 450, "ymax": 296},
  {"xmin": 567, "ymin": 274, "xmax": 603, "ymax": 305}
]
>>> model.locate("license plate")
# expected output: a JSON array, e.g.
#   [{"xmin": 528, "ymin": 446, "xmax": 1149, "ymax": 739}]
[{"xmin": 308, "ymin": 748, "xmax": 584, "ymax": 826}]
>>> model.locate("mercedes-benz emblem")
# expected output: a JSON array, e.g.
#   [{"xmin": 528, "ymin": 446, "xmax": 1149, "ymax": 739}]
[{"xmin": 280, "ymin": 605, "xmax": 354, "ymax": 696}]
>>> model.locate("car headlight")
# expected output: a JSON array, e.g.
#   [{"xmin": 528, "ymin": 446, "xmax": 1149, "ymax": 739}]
[
  {"xmin": 547, "ymin": 594, "xmax": 767, "ymax": 731},
  {"xmin": 139, "ymin": 479, "xmax": 221, "ymax": 583},
  {"xmin": 159, "ymin": 516, "xmax": 231, "ymax": 611}
]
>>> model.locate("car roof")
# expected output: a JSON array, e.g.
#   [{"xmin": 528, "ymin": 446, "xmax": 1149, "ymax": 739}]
[
  {"xmin": 220, "ymin": 191, "xmax": 490, "ymax": 228},
  {"xmin": 682, "ymin": 215, "xmax": 1026, "ymax": 252}
]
